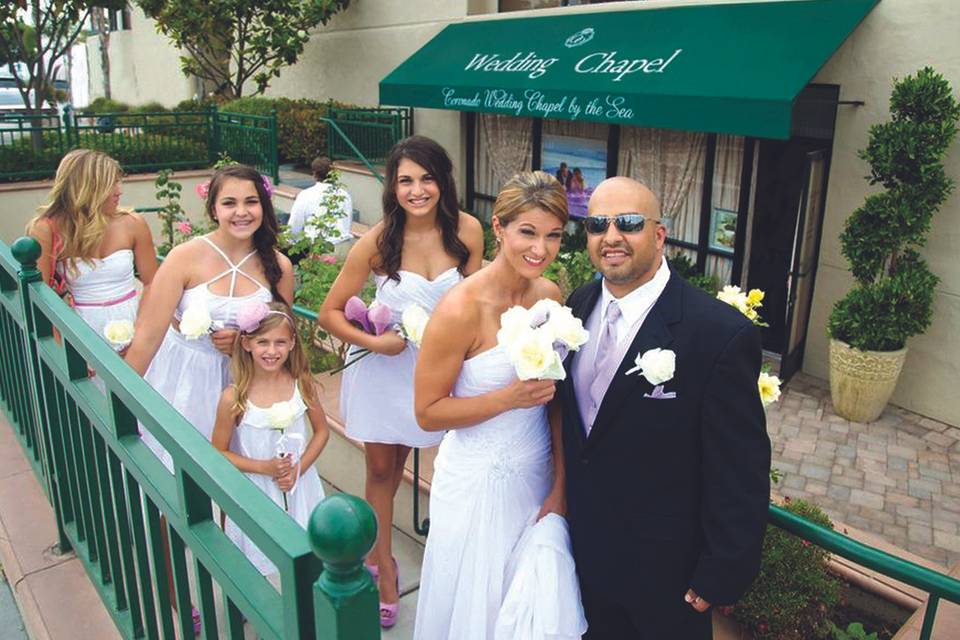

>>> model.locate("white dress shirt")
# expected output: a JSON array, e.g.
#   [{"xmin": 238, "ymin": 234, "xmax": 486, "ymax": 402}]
[
  {"xmin": 287, "ymin": 181, "xmax": 354, "ymax": 244},
  {"xmin": 596, "ymin": 255, "xmax": 671, "ymax": 357}
]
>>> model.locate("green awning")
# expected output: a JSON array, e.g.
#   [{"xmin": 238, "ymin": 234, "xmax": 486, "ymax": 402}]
[{"xmin": 380, "ymin": 0, "xmax": 878, "ymax": 139}]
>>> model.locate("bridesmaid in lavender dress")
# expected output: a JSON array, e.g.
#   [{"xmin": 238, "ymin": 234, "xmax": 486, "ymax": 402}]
[{"xmin": 319, "ymin": 135, "xmax": 484, "ymax": 628}]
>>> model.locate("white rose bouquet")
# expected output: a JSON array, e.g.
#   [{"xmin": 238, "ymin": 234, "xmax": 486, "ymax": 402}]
[
  {"xmin": 179, "ymin": 303, "xmax": 214, "ymax": 339},
  {"xmin": 498, "ymin": 299, "xmax": 589, "ymax": 381},
  {"xmin": 103, "ymin": 319, "xmax": 134, "ymax": 351}
]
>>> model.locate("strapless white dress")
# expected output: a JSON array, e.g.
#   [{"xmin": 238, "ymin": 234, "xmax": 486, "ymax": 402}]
[
  {"xmin": 224, "ymin": 384, "xmax": 326, "ymax": 576},
  {"xmin": 413, "ymin": 344, "xmax": 554, "ymax": 640},
  {"xmin": 141, "ymin": 237, "xmax": 273, "ymax": 472},
  {"xmin": 59, "ymin": 249, "xmax": 139, "ymax": 339},
  {"xmin": 339, "ymin": 267, "xmax": 461, "ymax": 448}
]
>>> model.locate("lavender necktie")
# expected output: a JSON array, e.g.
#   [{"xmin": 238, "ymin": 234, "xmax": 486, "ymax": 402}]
[{"xmin": 586, "ymin": 300, "xmax": 621, "ymax": 431}]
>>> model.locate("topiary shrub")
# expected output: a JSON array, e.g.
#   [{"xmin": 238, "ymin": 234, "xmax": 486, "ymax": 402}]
[
  {"xmin": 730, "ymin": 498, "xmax": 841, "ymax": 639},
  {"xmin": 82, "ymin": 97, "xmax": 130, "ymax": 113},
  {"xmin": 828, "ymin": 67, "xmax": 960, "ymax": 352}
]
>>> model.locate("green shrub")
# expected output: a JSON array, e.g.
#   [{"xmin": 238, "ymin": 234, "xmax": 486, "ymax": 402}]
[
  {"xmin": 828, "ymin": 67, "xmax": 960, "ymax": 351},
  {"xmin": 545, "ymin": 250, "xmax": 597, "ymax": 299},
  {"xmin": 732, "ymin": 498, "xmax": 841, "ymax": 639},
  {"xmin": 828, "ymin": 621, "xmax": 878, "ymax": 640},
  {"xmin": 83, "ymin": 97, "xmax": 130, "ymax": 113},
  {"xmin": 221, "ymin": 96, "xmax": 360, "ymax": 166},
  {"xmin": 129, "ymin": 101, "xmax": 168, "ymax": 114},
  {"xmin": 667, "ymin": 253, "xmax": 720, "ymax": 294}
]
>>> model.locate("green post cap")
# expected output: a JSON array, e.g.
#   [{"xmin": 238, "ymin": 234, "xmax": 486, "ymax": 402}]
[
  {"xmin": 308, "ymin": 494, "xmax": 377, "ymax": 565},
  {"xmin": 12, "ymin": 236, "xmax": 41, "ymax": 269}
]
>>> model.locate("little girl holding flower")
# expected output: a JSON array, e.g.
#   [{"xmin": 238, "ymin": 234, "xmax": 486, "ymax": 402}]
[{"xmin": 212, "ymin": 301, "xmax": 329, "ymax": 575}]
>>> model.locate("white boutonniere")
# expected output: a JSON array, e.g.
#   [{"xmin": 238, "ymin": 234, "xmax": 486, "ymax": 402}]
[{"xmin": 625, "ymin": 348, "xmax": 676, "ymax": 385}]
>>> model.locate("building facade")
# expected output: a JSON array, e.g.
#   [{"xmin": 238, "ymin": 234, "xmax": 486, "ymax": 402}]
[{"xmin": 88, "ymin": 0, "xmax": 960, "ymax": 426}]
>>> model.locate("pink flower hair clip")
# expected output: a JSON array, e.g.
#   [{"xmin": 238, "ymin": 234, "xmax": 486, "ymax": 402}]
[
  {"xmin": 237, "ymin": 301, "xmax": 270, "ymax": 333},
  {"xmin": 260, "ymin": 175, "xmax": 274, "ymax": 198}
]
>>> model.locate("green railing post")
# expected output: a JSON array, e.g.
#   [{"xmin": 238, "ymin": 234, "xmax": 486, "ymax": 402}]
[
  {"xmin": 62, "ymin": 104, "xmax": 74, "ymax": 148},
  {"xmin": 308, "ymin": 494, "xmax": 380, "ymax": 640},
  {"xmin": 11, "ymin": 236, "xmax": 71, "ymax": 552},
  {"xmin": 208, "ymin": 106, "xmax": 218, "ymax": 166},
  {"xmin": 269, "ymin": 108, "xmax": 280, "ymax": 183}
]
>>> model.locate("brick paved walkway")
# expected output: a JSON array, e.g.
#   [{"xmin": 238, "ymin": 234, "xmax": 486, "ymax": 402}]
[{"xmin": 768, "ymin": 373, "xmax": 960, "ymax": 569}]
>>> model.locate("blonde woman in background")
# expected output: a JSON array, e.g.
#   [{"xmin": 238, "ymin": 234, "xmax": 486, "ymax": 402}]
[{"xmin": 28, "ymin": 149, "xmax": 158, "ymax": 343}]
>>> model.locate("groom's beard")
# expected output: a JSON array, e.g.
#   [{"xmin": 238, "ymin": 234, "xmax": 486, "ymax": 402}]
[{"xmin": 598, "ymin": 242, "xmax": 658, "ymax": 287}]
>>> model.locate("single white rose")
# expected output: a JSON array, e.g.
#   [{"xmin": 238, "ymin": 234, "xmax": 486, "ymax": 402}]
[
  {"xmin": 496, "ymin": 305, "xmax": 532, "ymax": 349},
  {"xmin": 103, "ymin": 319, "xmax": 134, "ymax": 349},
  {"xmin": 509, "ymin": 327, "xmax": 566, "ymax": 381},
  {"xmin": 758, "ymin": 372, "xmax": 782, "ymax": 407},
  {"xmin": 179, "ymin": 304, "xmax": 212, "ymax": 340},
  {"xmin": 266, "ymin": 400, "xmax": 297, "ymax": 431},
  {"xmin": 543, "ymin": 306, "xmax": 589, "ymax": 351},
  {"xmin": 625, "ymin": 348, "xmax": 676, "ymax": 385},
  {"xmin": 401, "ymin": 304, "xmax": 430, "ymax": 348}
]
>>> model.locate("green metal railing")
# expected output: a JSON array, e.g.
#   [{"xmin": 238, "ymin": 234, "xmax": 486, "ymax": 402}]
[
  {"xmin": 67, "ymin": 107, "xmax": 211, "ymax": 175},
  {"xmin": 0, "ymin": 237, "xmax": 380, "ymax": 640},
  {"xmin": 0, "ymin": 107, "xmax": 279, "ymax": 183},
  {"xmin": 327, "ymin": 107, "xmax": 411, "ymax": 165},
  {"xmin": 0, "ymin": 112, "xmax": 68, "ymax": 181},
  {"xmin": 213, "ymin": 110, "xmax": 280, "ymax": 183},
  {"xmin": 769, "ymin": 504, "xmax": 960, "ymax": 640}
]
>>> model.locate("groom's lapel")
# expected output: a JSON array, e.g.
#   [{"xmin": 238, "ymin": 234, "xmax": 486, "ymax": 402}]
[
  {"xmin": 562, "ymin": 280, "xmax": 602, "ymax": 448},
  {"xmin": 585, "ymin": 273, "xmax": 684, "ymax": 450}
]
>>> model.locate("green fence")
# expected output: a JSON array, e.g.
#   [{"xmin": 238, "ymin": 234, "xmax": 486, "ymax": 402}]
[
  {"xmin": 0, "ymin": 112, "xmax": 69, "ymax": 181},
  {"xmin": 0, "ymin": 237, "xmax": 379, "ymax": 640},
  {"xmin": 327, "ymin": 107, "xmax": 411, "ymax": 164},
  {"xmin": 0, "ymin": 107, "xmax": 279, "ymax": 184}
]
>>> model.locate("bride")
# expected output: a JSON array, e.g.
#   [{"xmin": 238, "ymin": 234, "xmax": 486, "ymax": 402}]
[{"xmin": 413, "ymin": 171, "xmax": 575, "ymax": 639}]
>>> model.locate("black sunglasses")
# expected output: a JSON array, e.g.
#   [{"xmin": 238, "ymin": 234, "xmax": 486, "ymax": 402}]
[{"xmin": 583, "ymin": 213, "xmax": 659, "ymax": 235}]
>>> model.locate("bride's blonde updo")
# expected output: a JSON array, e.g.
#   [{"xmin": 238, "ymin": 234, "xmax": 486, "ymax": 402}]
[{"xmin": 492, "ymin": 171, "xmax": 569, "ymax": 227}]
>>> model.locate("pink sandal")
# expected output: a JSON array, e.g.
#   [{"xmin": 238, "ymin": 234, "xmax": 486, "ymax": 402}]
[{"xmin": 379, "ymin": 558, "xmax": 400, "ymax": 628}]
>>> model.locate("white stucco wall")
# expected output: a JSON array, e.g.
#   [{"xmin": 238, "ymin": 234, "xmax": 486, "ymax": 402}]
[
  {"xmin": 85, "ymin": 11, "xmax": 195, "ymax": 107},
  {"xmin": 806, "ymin": 0, "xmax": 960, "ymax": 426}
]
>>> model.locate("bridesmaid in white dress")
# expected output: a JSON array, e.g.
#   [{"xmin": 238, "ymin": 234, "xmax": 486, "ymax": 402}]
[
  {"xmin": 319, "ymin": 136, "xmax": 484, "ymax": 627},
  {"xmin": 413, "ymin": 171, "xmax": 571, "ymax": 640},
  {"xmin": 28, "ymin": 149, "xmax": 158, "ymax": 344},
  {"xmin": 125, "ymin": 164, "xmax": 294, "ymax": 468}
]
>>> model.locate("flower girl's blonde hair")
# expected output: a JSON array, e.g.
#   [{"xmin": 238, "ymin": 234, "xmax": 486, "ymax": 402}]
[{"xmin": 230, "ymin": 302, "xmax": 318, "ymax": 419}]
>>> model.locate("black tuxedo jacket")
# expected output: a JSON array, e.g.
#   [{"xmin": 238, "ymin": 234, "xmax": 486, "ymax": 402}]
[{"xmin": 560, "ymin": 273, "xmax": 771, "ymax": 637}]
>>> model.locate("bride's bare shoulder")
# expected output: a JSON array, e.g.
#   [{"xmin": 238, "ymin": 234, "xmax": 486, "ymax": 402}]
[
  {"xmin": 532, "ymin": 276, "xmax": 563, "ymax": 303},
  {"xmin": 433, "ymin": 279, "xmax": 481, "ymax": 324}
]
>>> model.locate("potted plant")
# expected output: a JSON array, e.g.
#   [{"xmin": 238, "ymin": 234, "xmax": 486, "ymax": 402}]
[{"xmin": 827, "ymin": 67, "xmax": 959, "ymax": 423}]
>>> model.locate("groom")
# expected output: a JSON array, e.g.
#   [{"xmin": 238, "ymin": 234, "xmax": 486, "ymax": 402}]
[{"xmin": 560, "ymin": 177, "xmax": 771, "ymax": 639}]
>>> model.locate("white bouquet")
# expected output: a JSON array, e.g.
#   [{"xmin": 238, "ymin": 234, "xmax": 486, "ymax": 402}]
[
  {"xmin": 179, "ymin": 303, "xmax": 213, "ymax": 339},
  {"xmin": 103, "ymin": 319, "xmax": 134, "ymax": 351},
  {"xmin": 400, "ymin": 304, "xmax": 431, "ymax": 348},
  {"xmin": 498, "ymin": 299, "xmax": 589, "ymax": 381}
]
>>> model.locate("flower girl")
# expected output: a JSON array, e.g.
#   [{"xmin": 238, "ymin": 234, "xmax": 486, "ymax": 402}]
[{"xmin": 212, "ymin": 301, "xmax": 329, "ymax": 575}]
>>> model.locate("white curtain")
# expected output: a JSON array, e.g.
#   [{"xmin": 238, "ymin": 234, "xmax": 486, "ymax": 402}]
[
  {"xmin": 474, "ymin": 115, "xmax": 533, "ymax": 219},
  {"xmin": 617, "ymin": 127, "xmax": 707, "ymax": 241},
  {"xmin": 706, "ymin": 135, "xmax": 744, "ymax": 284}
]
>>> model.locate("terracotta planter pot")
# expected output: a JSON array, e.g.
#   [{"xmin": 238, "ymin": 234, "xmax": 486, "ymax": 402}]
[{"xmin": 829, "ymin": 338, "xmax": 908, "ymax": 423}]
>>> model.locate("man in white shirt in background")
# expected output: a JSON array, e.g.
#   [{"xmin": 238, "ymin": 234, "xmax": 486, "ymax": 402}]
[{"xmin": 288, "ymin": 156, "xmax": 354, "ymax": 246}]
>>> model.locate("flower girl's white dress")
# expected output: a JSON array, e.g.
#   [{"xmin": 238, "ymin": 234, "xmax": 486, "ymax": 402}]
[
  {"xmin": 339, "ymin": 267, "xmax": 460, "ymax": 448},
  {"xmin": 224, "ymin": 383, "xmax": 325, "ymax": 575},
  {"xmin": 141, "ymin": 237, "xmax": 272, "ymax": 471},
  {"xmin": 414, "ymin": 344, "xmax": 585, "ymax": 640}
]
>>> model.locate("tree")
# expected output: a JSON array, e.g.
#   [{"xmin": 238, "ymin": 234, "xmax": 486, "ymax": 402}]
[
  {"xmin": 0, "ymin": 0, "xmax": 125, "ymax": 113},
  {"xmin": 135, "ymin": 0, "xmax": 351, "ymax": 99}
]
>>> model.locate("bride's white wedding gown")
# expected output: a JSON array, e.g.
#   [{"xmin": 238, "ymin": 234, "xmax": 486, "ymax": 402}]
[{"xmin": 414, "ymin": 344, "xmax": 553, "ymax": 640}]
